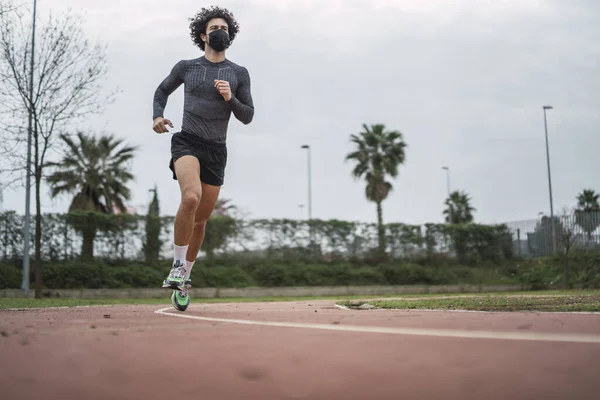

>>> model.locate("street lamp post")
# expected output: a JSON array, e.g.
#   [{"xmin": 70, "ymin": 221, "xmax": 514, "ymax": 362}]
[
  {"xmin": 442, "ymin": 166, "xmax": 451, "ymax": 196},
  {"xmin": 442, "ymin": 166, "xmax": 452, "ymax": 223},
  {"xmin": 543, "ymin": 105, "xmax": 556, "ymax": 254},
  {"xmin": 22, "ymin": 0, "xmax": 38, "ymax": 293},
  {"xmin": 301, "ymin": 145, "xmax": 312, "ymax": 221}
]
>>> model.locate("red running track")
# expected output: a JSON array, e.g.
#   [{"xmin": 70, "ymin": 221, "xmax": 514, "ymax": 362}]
[{"xmin": 1, "ymin": 300, "xmax": 600, "ymax": 400}]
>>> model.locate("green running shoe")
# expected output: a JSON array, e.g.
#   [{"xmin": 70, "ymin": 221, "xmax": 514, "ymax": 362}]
[{"xmin": 171, "ymin": 289, "xmax": 190, "ymax": 312}]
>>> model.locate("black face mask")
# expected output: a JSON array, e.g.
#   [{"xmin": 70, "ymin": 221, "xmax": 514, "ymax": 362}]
[{"xmin": 207, "ymin": 29, "xmax": 230, "ymax": 52}]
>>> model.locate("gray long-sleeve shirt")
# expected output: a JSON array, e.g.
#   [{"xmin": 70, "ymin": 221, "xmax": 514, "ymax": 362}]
[{"xmin": 153, "ymin": 56, "xmax": 254, "ymax": 144}]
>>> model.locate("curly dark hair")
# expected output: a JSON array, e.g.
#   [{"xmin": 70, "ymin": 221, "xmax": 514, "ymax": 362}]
[{"xmin": 189, "ymin": 6, "xmax": 240, "ymax": 51}]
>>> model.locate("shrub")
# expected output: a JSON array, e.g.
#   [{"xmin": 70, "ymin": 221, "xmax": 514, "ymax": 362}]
[
  {"xmin": 0, "ymin": 263, "xmax": 22, "ymax": 289},
  {"xmin": 194, "ymin": 266, "xmax": 254, "ymax": 288},
  {"xmin": 0, "ymin": 256, "xmax": 597, "ymax": 290},
  {"xmin": 516, "ymin": 260, "xmax": 558, "ymax": 290}
]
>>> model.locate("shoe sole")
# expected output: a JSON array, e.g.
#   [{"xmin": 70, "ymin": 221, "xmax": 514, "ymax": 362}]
[{"xmin": 162, "ymin": 281, "xmax": 184, "ymax": 291}]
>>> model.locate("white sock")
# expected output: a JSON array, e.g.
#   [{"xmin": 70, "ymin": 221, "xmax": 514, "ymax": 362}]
[
  {"xmin": 174, "ymin": 244, "xmax": 188, "ymax": 265},
  {"xmin": 185, "ymin": 260, "xmax": 195, "ymax": 281}
]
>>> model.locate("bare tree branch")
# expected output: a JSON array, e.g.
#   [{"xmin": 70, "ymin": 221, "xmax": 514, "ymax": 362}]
[
  {"xmin": 0, "ymin": 1, "xmax": 18, "ymax": 17},
  {"xmin": 0, "ymin": 7, "xmax": 117, "ymax": 181},
  {"xmin": 0, "ymin": 5, "xmax": 118, "ymax": 297},
  {"xmin": 0, "ymin": 171, "xmax": 26, "ymax": 190}
]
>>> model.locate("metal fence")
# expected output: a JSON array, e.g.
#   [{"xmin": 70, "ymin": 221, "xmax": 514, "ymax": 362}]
[
  {"xmin": 503, "ymin": 212, "xmax": 600, "ymax": 258},
  {"xmin": 1, "ymin": 210, "xmax": 599, "ymax": 263}
]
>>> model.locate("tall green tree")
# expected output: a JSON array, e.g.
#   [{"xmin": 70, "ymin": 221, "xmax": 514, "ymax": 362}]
[
  {"xmin": 45, "ymin": 132, "xmax": 137, "ymax": 260},
  {"xmin": 443, "ymin": 190, "xmax": 475, "ymax": 224},
  {"xmin": 345, "ymin": 123, "xmax": 407, "ymax": 255},
  {"xmin": 142, "ymin": 185, "xmax": 162, "ymax": 264},
  {"xmin": 575, "ymin": 189, "xmax": 600, "ymax": 241}
]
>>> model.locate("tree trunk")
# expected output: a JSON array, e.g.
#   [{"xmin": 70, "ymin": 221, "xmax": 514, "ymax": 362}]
[
  {"xmin": 376, "ymin": 200, "xmax": 385, "ymax": 255},
  {"xmin": 564, "ymin": 259, "xmax": 569, "ymax": 289},
  {"xmin": 564, "ymin": 252, "xmax": 569, "ymax": 289},
  {"xmin": 34, "ymin": 167, "xmax": 42, "ymax": 298},
  {"xmin": 81, "ymin": 224, "xmax": 96, "ymax": 261}
]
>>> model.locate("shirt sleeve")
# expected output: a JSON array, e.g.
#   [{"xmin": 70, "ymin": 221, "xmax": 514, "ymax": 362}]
[
  {"xmin": 227, "ymin": 66, "xmax": 254, "ymax": 125},
  {"xmin": 153, "ymin": 60, "xmax": 186, "ymax": 120}
]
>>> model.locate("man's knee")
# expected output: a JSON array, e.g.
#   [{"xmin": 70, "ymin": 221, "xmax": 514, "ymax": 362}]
[{"xmin": 181, "ymin": 189, "xmax": 201, "ymax": 211}]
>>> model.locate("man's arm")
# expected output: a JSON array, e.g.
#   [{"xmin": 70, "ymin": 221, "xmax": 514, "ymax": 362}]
[
  {"xmin": 153, "ymin": 60, "xmax": 186, "ymax": 120},
  {"xmin": 227, "ymin": 67, "xmax": 254, "ymax": 125}
]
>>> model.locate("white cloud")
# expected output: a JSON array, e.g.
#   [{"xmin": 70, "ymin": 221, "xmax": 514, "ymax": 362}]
[{"xmin": 247, "ymin": 0, "xmax": 547, "ymax": 17}]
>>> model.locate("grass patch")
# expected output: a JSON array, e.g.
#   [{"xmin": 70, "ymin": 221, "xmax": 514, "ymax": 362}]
[
  {"xmin": 0, "ymin": 294, "xmax": 475, "ymax": 310},
  {"xmin": 340, "ymin": 291, "xmax": 600, "ymax": 312},
  {"xmin": 2, "ymin": 289, "xmax": 600, "ymax": 310},
  {"xmin": 0, "ymin": 296, "xmax": 348, "ymax": 310}
]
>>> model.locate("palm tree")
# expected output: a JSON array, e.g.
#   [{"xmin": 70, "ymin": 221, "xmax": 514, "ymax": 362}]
[
  {"xmin": 443, "ymin": 190, "xmax": 476, "ymax": 224},
  {"xmin": 575, "ymin": 189, "xmax": 600, "ymax": 241},
  {"xmin": 45, "ymin": 132, "xmax": 138, "ymax": 260},
  {"xmin": 345, "ymin": 123, "xmax": 407, "ymax": 255}
]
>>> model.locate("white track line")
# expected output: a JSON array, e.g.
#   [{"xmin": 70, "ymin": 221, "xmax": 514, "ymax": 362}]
[
  {"xmin": 154, "ymin": 306, "xmax": 600, "ymax": 344},
  {"xmin": 334, "ymin": 304, "xmax": 350, "ymax": 310}
]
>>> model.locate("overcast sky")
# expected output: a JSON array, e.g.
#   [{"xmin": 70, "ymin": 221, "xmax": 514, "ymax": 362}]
[{"xmin": 1, "ymin": 0, "xmax": 598, "ymax": 227}]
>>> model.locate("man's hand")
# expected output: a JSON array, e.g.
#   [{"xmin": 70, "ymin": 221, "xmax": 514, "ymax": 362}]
[
  {"xmin": 153, "ymin": 117, "xmax": 174, "ymax": 134},
  {"xmin": 214, "ymin": 79, "xmax": 232, "ymax": 101}
]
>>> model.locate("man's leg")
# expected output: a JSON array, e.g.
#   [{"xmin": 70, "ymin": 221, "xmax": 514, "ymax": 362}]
[
  {"xmin": 184, "ymin": 182, "xmax": 221, "ymax": 282},
  {"xmin": 162, "ymin": 155, "xmax": 202, "ymax": 289}
]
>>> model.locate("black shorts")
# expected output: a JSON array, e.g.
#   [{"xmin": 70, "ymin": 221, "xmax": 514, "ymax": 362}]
[{"xmin": 169, "ymin": 131, "xmax": 228, "ymax": 186}]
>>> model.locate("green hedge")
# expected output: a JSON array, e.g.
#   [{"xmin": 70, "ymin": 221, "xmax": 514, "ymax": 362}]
[
  {"xmin": 0, "ymin": 260, "xmax": 518, "ymax": 289},
  {"xmin": 0, "ymin": 211, "xmax": 516, "ymax": 264},
  {"xmin": 2, "ymin": 251, "xmax": 597, "ymax": 290},
  {"xmin": 0, "ymin": 264, "xmax": 21, "ymax": 289}
]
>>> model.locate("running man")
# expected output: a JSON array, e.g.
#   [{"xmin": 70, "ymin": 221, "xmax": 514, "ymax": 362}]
[{"xmin": 152, "ymin": 6, "xmax": 254, "ymax": 311}]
